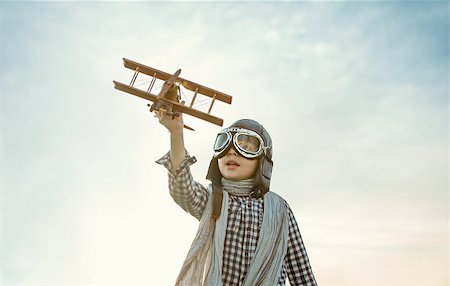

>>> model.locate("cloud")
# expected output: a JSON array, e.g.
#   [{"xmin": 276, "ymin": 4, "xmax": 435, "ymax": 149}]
[{"xmin": 1, "ymin": 1, "xmax": 447, "ymax": 285}]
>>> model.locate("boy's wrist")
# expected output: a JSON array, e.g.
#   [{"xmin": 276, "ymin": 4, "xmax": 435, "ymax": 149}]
[{"xmin": 170, "ymin": 128, "xmax": 184, "ymax": 136}]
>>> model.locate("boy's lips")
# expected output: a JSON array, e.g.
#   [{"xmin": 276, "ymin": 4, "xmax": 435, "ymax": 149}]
[{"xmin": 225, "ymin": 160, "xmax": 240, "ymax": 166}]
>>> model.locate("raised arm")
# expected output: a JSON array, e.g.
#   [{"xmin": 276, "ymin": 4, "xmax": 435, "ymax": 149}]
[
  {"xmin": 155, "ymin": 105, "xmax": 210, "ymax": 220},
  {"xmin": 155, "ymin": 105, "xmax": 186, "ymax": 172}
]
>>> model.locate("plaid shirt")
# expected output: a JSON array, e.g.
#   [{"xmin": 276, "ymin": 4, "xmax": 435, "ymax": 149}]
[{"xmin": 156, "ymin": 152, "xmax": 318, "ymax": 286}]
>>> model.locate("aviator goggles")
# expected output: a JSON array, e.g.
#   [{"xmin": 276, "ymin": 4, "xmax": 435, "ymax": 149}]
[{"xmin": 213, "ymin": 127, "xmax": 268, "ymax": 159}]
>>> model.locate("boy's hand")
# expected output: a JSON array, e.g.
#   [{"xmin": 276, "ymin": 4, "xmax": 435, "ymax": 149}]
[{"xmin": 153, "ymin": 101, "xmax": 185, "ymax": 133}]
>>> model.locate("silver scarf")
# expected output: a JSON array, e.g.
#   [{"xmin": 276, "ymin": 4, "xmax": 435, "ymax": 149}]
[{"xmin": 175, "ymin": 179, "xmax": 290, "ymax": 286}]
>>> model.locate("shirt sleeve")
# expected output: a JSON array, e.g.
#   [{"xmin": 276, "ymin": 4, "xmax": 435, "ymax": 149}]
[
  {"xmin": 285, "ymin": 204, "xmax": 318, "ymax": 286},
  {"xmin": 155, "ymin": 151, "xmax": 210, "ymax": 221}
]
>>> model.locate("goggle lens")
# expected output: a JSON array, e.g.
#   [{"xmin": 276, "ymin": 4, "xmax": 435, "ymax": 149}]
[
  {"xmin": 236, "ymin": 134, "xmax": 260, "ymax": 153},
  {"xmin": 214, "ymin": 133, "xmax": 230, "ymax": 153}
]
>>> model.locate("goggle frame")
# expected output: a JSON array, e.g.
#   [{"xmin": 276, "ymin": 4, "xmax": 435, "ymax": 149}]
[{"xmin": 213, "ymin": 127, "xmax": 268, "ymax": 159}]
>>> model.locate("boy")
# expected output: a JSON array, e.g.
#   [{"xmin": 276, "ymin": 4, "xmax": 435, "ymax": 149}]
[{"xmin": 155, "ymin": 108, "xmax": 317, "ymax": 286}]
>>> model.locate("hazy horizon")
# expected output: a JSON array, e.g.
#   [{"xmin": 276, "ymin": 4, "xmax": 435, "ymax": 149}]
[{"xmin": 1, "ymin": 1, "xmax": 448, "ymax": 285}]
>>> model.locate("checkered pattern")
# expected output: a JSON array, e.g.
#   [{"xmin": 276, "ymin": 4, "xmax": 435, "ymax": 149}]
[{"xmin": 156, "ymin": 152, "xmax": 318, "ymax": 286}]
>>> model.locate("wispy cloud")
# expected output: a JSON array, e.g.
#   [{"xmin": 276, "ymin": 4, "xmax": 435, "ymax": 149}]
[{"xmin": 1, "ymin": 1, "xmax": 447, "ymax": 285}]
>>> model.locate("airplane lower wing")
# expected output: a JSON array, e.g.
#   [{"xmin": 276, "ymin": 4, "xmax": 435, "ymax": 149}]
[
  {"xmin": 169, "ymin": 100, "xmax": 223, "ymax": 126},
  {"xmin": 113, "ymin": 81, "xmax": 158, "ymax": 102},
  {"xmin": 113, "ymin": 80, "xmax": 224, "ymax": 126}
]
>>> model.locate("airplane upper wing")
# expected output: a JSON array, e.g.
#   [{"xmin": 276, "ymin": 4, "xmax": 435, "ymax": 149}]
[{"xmin": 122, "ymin": 58, "xmax": 232, "ymax": 104}]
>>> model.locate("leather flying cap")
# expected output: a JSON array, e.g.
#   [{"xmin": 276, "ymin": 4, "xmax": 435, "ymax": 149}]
[{"xmin": 206, "ymin": 119, "xmax": 273, "ymax": 197}]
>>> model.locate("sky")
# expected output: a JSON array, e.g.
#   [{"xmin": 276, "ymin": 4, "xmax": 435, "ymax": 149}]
[{"xmin": 0, "ymin": 1, "xmax": 448, "ymax": 286}]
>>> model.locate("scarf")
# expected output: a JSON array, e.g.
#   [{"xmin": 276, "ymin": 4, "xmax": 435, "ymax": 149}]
[{"xmin": 175, "ymin": 179, "xmax": 290, "ymax": 286}]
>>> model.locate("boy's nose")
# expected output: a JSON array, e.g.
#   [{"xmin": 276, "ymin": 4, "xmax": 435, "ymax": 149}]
[{"xmin": 227, "ymin": 147, "xmax": 238, "ymax": 156}]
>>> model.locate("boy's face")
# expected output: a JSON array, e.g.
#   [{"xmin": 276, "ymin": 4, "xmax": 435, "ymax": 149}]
[{"xmin": 218, "ymin": 147, "xmax": 259, "ymax": 181}]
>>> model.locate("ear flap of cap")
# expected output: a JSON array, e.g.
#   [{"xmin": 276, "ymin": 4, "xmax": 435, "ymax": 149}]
[
  {"xmin": 206, "ymin": 157, "xmax": 222, "ymax": 184},
  {"xmin": 252, "ymin": 156, "xmax": 273, "ymax": 197},
  {"xmin": 261, "ymin": 157, "xmax": 273, "ymax": 180}
]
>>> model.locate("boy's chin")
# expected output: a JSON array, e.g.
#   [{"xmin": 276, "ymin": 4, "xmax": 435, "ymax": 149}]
[
  {"xmin": 222, "ymin": 174, "xmax": 254, "ymax": 181},
  {"xmin": 224, "ymin": 177, "xmax": 241, "ymax": 181}
]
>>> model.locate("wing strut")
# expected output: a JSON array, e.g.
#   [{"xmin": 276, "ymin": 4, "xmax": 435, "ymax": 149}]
[
  {"xmin": 147, "ymin": 73, "xmax": 157, "ymax": 93},
  {"xmin": 130, "ymin": 67, "xmax": 139, "ymax": 86},
  {"xmin": 190, "ymin": 87, "xmax": 199, "ymax": 108},
  {"xmin": 208, "ymin": 94, "xmax": 216, "ymax": 114}
]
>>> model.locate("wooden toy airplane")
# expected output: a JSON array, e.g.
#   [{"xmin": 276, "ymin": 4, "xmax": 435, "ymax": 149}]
[{"xmin": 113, "ymin": 58, "xmax": 232, "ymax": 130}]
